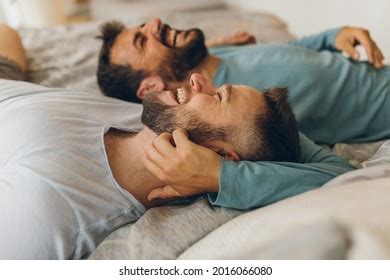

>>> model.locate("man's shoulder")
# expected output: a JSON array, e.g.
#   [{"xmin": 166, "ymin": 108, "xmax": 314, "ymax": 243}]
[
  {"xmin": 0, "ymin": 79, "xmax": 101, "ymax": 103},
  {"xmin": 209, "ymin": 44, "xmax": 261, "ymax": 56},
  {"xmin": 0, "ymin": 79, "xmax": 48, "ymax": 100},
  {"xmin": 210, "ymin": 42, "xmax": 290, "ymax": 54}
]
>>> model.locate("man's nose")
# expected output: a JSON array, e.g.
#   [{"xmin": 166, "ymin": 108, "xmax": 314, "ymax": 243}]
[
  {"xmin": 190, "ymin": 73, "xmax": 215, "ymax": 94},
  {"xmin": 147, "ymin": 18, "xmax": 161, "ymax": 34}
]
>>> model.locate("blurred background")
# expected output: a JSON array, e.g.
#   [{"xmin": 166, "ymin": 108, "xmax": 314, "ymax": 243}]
[{"xmin": 0, "ymin": 0, "xmax": 389, "ymax": 60}]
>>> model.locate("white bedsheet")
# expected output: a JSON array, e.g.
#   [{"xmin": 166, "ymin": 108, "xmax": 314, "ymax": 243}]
[{"xmin": 179, "ymin": 164, "xmax": 390, "ymax": 259}]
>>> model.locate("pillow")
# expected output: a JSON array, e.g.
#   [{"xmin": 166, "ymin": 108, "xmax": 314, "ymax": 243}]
[
  {"xmin": 178, "ymin": 172, "xmax": 390, "ymax": 259},
  {"xmin": 362, "ymin": 140, "xmax": 390, "ymax": 167}
]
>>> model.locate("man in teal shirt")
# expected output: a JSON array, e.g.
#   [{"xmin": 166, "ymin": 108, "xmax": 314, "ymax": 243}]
[
  {"xmin": 140, "ymin": 74, "xmax": 355, "ymax": 209},
  {"xmin": 211, "ymin": 28, "xmax": 389, "ymax": 144}
]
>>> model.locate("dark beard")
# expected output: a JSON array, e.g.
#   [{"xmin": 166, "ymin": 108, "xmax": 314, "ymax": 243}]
[
  {"xmin": 158, "ymin": 28, "xmax": 208, "ymax": 82},
  {"xmin": 141, "ymin": 94, "xmax": 181, "ymax": 134},
  {"xmin": 141, "ymin": 92, "xmax": 229, "ymax": 145}
]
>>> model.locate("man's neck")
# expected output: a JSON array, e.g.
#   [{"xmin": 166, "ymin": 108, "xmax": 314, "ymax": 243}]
[
  {"xmin": 191, "ymin": 55, "xmax": 220, "ymax": 81},
  {"xmin": 167, "ymin": 55, "xmax": 220, "ymax": 90},
  {"xmin": 104, "ymin": 127, "xmax": 167, "ymax": 208}
]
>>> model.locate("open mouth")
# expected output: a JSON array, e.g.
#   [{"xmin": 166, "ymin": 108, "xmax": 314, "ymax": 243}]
[
  {"xmin": 158, "ymin": 87, "xmax": 190, "ymax": 106},
  {"xmin": 168, "ymin": 87, "xmax": 191, "ymax": 105},
  {"xmin": 175, "ymin": 87, "xmax": 190, "ymax": 104},
  {"xmin": 159, "ymin": 24, "xmax": 179, "ymax": 48}
]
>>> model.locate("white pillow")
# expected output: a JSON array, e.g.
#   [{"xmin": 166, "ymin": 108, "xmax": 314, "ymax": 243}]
[{"xmin": 362, "ymin": 140, "xmax": 390, "ymax": 167}]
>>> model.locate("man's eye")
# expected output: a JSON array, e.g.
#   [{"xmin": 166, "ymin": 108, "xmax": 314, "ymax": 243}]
[{"xmin": 216, "ymin": 92, "xmax": 222, "ymax": 101}]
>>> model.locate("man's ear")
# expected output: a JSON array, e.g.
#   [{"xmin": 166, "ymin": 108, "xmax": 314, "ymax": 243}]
[
  {"xmin": 206, "ymin": 141, "xmax": 240, "ymax": 161},
  {"xmin": 136, "ymin": 75, "xmax": 165, "ymax": 100}
]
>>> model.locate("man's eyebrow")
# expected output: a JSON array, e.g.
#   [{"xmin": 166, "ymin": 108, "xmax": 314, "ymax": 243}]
[{"xmin": 133, "ymin": 31, "xmax": 141, "ymax": 49}]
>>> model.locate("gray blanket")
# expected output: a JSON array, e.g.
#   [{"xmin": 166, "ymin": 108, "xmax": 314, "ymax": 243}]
[{"xmin": 89, "ymin": 198, "xmax": 242, "ymax": 259}]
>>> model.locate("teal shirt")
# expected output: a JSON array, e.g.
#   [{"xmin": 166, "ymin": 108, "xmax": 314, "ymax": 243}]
[
  {"xmin": 211, "ymin": 27, "xmax": 390, "ymax": 145},
  {"xmin": 208, "ymin": 133, "xmax": 355, "ymax": 210}
]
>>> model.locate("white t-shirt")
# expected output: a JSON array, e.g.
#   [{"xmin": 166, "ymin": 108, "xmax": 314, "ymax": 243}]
[{"xmin": 0, "ymin": 79, "xmax": 146, "ymax": 259}]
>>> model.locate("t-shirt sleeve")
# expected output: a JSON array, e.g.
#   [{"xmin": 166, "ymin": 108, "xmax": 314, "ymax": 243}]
[
  {"xmin": 0, "ymin": 78, "xmax": 49, "ymax": 102},
  {"xmin": 288, "ymin": 28, "xmax": 342, "ymax": 52},
  {"xmin": 0, "ymin": 56, "xmax": 26, "ymax": 81}
]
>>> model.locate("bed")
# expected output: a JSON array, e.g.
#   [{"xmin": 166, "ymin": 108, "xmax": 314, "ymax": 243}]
[{"xmin": 17, "ymin": 5, "xmax": 390, "ymax": 259}]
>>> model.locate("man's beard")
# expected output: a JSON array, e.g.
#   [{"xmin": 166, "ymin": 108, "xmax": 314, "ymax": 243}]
[
  {"xmin": 141, "ymin": 91, "xmax": 228, "ymax": 145},
  {"xmin": 157, "ymin": 27, "xmax": 208, "ymax": 82}
]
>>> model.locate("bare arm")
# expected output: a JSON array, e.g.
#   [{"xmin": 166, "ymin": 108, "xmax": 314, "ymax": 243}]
[
  {"xmin": 206, "ymin": 31, "xmax": 256, "ymax": 48},
  {"xmin": 0, "ymin": 24, "xmax": 27, "ymax": 72}
]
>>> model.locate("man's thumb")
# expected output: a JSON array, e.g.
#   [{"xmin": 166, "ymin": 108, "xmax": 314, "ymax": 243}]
[
  {"xmin": 147, "ymin": 188, "xmax": 163, "ymax": 201},
  {"xmin": 147, "ymin": 185, "xmax": 180, "ymax": 201}
]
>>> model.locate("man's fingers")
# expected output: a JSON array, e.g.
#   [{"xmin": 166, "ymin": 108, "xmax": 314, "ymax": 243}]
[
  {"xmin": 240, "ymin": 34, "xmax": 256, "ymax": 44},
  {"xmin": 374, "ymin": 51, "xmax": 384, "ymax": 69},
  {"xmin": 233, "ymin": 31, "xmax": 246, "ymax": 38},
  {"xmin": 171, "ymin": 128, "xmax": 192, "ymax": 149},
  {"xmin": 344, "ymin": 44, "xmax": 359, "ymax": 60},
  {"xmin": 145, "ymin": 141, "xmax": 165, "ymax": 165},
  {"xmin": 248, "ymin": 36, "xmax": 257, "ymax": 44},
  {"xmin": 147, "ymin": 185, "xmax": 181, "ymax": 201},
  {"xmin": 373, "ymin": 43, "xmax": 384, "ymax": 68},
  {"xmin": 147, "ymin": 188, "xmax": 164, "ymax": 201},
  {"xmin": 153, "ymin": 132, "xmax": 176, "ymax": 156},
  {"xmin": 378, "ymin": 49, "xmax": 385, "ymax": 61},
  {"xmin": 356, "ymin": 34, "xmax": 374, "ymax": 63},
  {"xmin": 362, "ymin": 43, "xmax": 374, "ymax": 64},
  {"xmin": 142, "ymin": 147, "xmax": 166, "ymax": 180},
  {"xmin": 230, "ymin": 32, "xmax": 256, "ymax": 45},
  {"xmin": 372, "ymin": 40, "xmax": 385, "ymax": 61}
]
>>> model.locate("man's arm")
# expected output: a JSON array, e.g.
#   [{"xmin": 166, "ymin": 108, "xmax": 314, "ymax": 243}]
[
  {"xmin": 289, "ymin": 26, "xmax": 384, "ymax": 68},
  {"xmin": 207, "ymin": 133, "xmax": 355, "ymax": 209},
  {"xmin": 288, "ymin": 27, "xmax": 341, "ymax": 52},
  {"xmin": 143, "ymin": 130, "xmax": 355, "ymax": 209},
  {"xmin": 206, "ymin": 31, "xmax": 256, "ymax": 48},
  {"xmin": 0, "ymin": 24, "xmax": 27, "ymax": 73}
]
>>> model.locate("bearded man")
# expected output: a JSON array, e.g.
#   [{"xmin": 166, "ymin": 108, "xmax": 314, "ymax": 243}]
[{"xmin": 97, "ymin": 18, "xmax": 389, "ymax": 146}]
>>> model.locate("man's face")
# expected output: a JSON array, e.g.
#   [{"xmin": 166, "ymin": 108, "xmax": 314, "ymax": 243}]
[
  {"xmin": 110, "ymin": 18, "xmax": 208, "ymax": 82},
  {"xmin": 141, "ymin": 73, "xmax": 266, "ymax": 144}
]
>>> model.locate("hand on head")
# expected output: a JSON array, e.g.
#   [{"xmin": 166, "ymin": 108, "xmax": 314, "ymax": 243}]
[{"xmin": 143, "ymin": 128, "xmax": 222, "ymax": 201}]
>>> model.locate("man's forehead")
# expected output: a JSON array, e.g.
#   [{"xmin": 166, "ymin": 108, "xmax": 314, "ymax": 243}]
[{"xmin": 110, "ymin": 27, "xmax": 137, "ymax": 65}]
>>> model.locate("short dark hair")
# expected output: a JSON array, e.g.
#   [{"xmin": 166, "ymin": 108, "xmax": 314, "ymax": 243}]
[
  {"xmin": 247, "ymin": 88, "xmax": 301, "ymax": 162},
  {"xmin": 96, "ymin": 21, "xmax": 145, "ymax": 103}
]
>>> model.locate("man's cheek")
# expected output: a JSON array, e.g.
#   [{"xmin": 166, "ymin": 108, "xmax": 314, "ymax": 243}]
[
  {"xmin": 187, "ymin": 97, "xmax": 214, "ymax": 111},
  {"xmin": 187, "ymin": 103, "xmax": 220, "ymax": 125}
]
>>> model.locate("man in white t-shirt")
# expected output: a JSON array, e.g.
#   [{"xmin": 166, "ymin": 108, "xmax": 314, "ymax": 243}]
[{"xmin": 0, "ymin": 25, "xmax": 150, "ymax": 259}]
